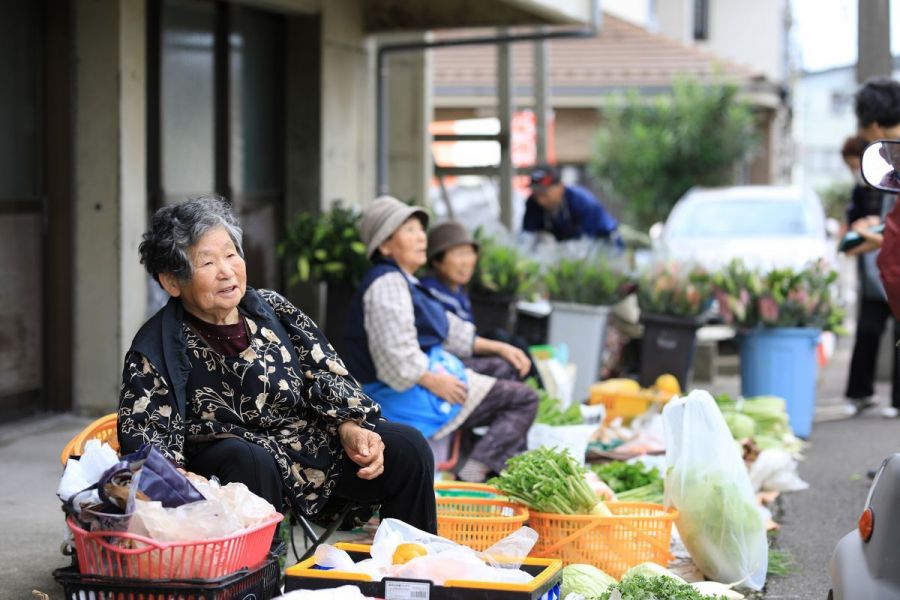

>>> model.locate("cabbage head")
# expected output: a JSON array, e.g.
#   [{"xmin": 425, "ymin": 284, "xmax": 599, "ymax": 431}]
[
  {"xmin": 561, "ymin": 564, "xmax": 616, "ymax": 599},
  {"xmin": 723, "ymin": 412, "xmax": 756, "ymax": 439},
  {"xmin": 620, "ymin": 561, "xmax": 685, "ymax": 585}
]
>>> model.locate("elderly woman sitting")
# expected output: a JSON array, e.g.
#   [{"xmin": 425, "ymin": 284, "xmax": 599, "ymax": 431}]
[
  {"xmin": 117, "ymin": 196, "xmax": 436, "ymax": 533},
  {"xmin": 343, "ymin": 196, "xmax": 539, "ymax": 483}
]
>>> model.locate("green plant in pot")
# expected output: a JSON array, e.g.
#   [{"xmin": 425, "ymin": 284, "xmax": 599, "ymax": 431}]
[
  {"xmin": 635, "ymin": 262, "xmax": 713, "ymax": 390},
  {"xmin": 711, "ymin": 259, "xmax": 844, "ymax": 438},
  {"xmin": 278, "ymin": 204, "xmax": 369, "ymax": 288},
  {"xmin": 545, "ymin": 257, "xmax": 633, "ymax": 403},
  {"xmin": 467, "ymin": 231, "xmax": 540, "ymax": 332},
  {"xmin": 278, "ymin": 204, "xmax": 368, "ymax": 353}
]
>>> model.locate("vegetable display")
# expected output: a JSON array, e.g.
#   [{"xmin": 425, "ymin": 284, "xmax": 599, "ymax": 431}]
[
  {"xmin": 489, "ymin": 447, "xmax": 610, "ymax": 515},
  {"xmin": 560, "ymin": 564, "xmax": 617, "ymax": 599},
  {"xmin": 591, "ymin": 461, "xmax": 660, "ymax": 494},
  {"xmin": 667, "ymin": 467, "xmax": 767, "ymax": 586},
  {"xmin": 599, "ymin": 574, "xmax": 727, "ymax": 599},
  {"xmin": 529, "ymin": 378, "xmax": 583, "ymax": 426}
]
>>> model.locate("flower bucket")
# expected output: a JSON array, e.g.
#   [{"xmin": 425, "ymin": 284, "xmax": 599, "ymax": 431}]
[
  {"xmin": 471, "ymin": 292, "xmax": 516, "ymax": 334},
  {"xmin": 740, "ymin": 327, "xmax": 820, "ymax": 438},
  {"xmin": 548, "ymin": 302, "xmax": 612, "ymax": 403},
  {"xmin": 639, "ymin": 313, "xmax": 702, "ymax": 390}
]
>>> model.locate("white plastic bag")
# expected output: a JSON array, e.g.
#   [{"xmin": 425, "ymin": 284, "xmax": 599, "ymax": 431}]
[
  {"xmin": 748, "ymin": 449, "xmax": 809, "ymax": 493},
  {"xmin": 275, "ymin": 585, "xmax": 371, "ymax": 599},
  {"xmin": 663, "ymin": 391, "xmax": 768, "ymax": 590},
  {"xmin": 526, "ymin": 424, "xmax": 598, "ymax": 465},
  {"xmin": 317, "ymin": 518, "xmax": 535, "ymax": 585}
]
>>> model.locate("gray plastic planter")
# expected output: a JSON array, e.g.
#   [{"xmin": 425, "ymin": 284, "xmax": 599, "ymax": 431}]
[{"xmin": 548, "ymin": 301, "xmax": 612, "ymax": 403}]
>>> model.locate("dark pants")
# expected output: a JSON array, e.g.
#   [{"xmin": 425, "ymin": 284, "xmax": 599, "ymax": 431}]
[
  {"xmin": 846, "ymin": 298, "xmax": 900, "ymax": 408},
  {"xmin": 186, "ymin": 420, "xmax": 437, "ymax": 533},
  {"xmin": 460, "ymin": 356, "xmax": 539, "ymax": 474}
]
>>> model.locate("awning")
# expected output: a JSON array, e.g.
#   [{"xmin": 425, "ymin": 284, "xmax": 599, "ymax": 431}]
[{"xmin": 363, "ymin": 0, "xmax": 594, "ymax": 32}]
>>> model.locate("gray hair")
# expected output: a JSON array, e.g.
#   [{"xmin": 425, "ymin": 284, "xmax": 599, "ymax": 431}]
[{"xmin": 139, "ymin": 195, "xmax": 244, "ymax": 282}]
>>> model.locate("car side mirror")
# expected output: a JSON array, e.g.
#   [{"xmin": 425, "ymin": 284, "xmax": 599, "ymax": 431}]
[
  {"xmin": 862, "ymin": 140, "xmax": 900, "ymax": 193},
  {"xmin": 826, "ymin": 218, "xmax": 840, "ymax": 238},
  {"xmin": 649, "ymin": 222, "xmax": 664, "ymax": 241}
]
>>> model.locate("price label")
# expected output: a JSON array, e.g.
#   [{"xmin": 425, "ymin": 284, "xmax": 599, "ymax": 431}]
[{"xmin": 384, "ymin": 579, "xmax": 430, "ymax": 600}]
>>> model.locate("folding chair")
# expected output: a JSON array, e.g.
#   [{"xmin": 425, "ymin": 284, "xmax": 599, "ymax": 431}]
[{"xmin": 60, "ymin": 413, "xmax": 352, "ymax": 564}]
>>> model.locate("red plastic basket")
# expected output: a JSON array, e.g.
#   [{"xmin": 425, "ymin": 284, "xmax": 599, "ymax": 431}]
[{"xmin": 67, "ymin": 513, "xmax": 282, "ymax": 580}]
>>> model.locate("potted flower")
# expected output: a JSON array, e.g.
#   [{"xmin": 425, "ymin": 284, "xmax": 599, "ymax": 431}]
[
  {"xmin": 468, "ymin": 232, "xmax": 540, "ymax": 333},
  {"xmin": 279, "ymin": 203, "xmax": 369, "ymax": 354},
  {"xmin": 545, "ymin": 257, "xmax": 634, "ymax": 402},
  {"xmin": 712, "ymin": 259, "xmax": 844, "ymax": 438},
  {"xmin": 636, "ymin": 262, "xmax": 713, "ymax": 391}
]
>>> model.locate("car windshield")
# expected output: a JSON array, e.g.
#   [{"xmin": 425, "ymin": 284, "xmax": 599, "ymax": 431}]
[{"xmin": 667, "ymin": 199, "xmax": 816, "ymax": 238}]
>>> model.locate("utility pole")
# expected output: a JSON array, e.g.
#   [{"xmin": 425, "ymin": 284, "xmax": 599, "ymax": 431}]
[
  {"xmin": 497, "ymin": 28, "xmax": 514, "ymax": 230},
  {"xmin": 857, "ymin": 0, "xmax": 891, "ymax": 83},
  {"xmin": 534, "ymin": 31, "xmax": 549, "ymax": 165}
]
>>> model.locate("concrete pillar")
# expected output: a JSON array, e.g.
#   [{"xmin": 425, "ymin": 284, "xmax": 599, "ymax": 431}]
[
  {"xmin": 320, "ymin": 0, "xmax": 374, "ymax": 208},
  {"xmin": 385, "ymin": 35, "xmax": 433, "ymax": 206},
  {"xmin": 857, "ymin": 0, "xmax": 892, "ymax": 84},
  {"xmin": 497, "ymin": 30, "xmax": 514, "ymax": 230},
  {"xmin": 73, "ymin": 0, "xmax": 147, "ymax": 414}
]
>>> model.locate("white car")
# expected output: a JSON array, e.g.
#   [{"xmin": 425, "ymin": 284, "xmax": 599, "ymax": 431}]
[{"xmin": 651, "ymin": 185, "xmax": 838, "ymax": 270}]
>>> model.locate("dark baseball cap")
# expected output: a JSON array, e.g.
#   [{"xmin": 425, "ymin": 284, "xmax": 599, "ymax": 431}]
[{"xmin": 529, "ymin": 165, "xmax": 561, "ymax": 188}]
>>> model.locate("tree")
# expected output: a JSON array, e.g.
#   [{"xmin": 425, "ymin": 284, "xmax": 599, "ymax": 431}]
[{"xmin": 591, "ymin": 79, "xmax": 757, "ymax": 229}]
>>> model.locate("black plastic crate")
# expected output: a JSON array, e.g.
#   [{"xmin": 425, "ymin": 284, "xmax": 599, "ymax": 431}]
[{"xmin": 53, "ymin": 556, "xmax": 281, "ymax": 600}]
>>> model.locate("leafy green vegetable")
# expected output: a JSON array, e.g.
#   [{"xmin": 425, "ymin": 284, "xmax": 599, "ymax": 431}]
[
  {"xmin": 488, "ymin": 447, "xmax": 603, "ymax": 514},
  {"xmin": 620, "ymin": 561, "xmax": 686, "ymax": 585},
  {"xmin": 616, "ymin": 479, "xmax": 664, "ymax": 504},
  {"xmin": 591, "ymin": 461, "xmax": 661, "ymax": 494},
  {"xmin": 561, "ymin": 564, "xmax": 616, "ymax": 599},
  {"xmin": 723, "ymin": 412, "xmax": 756, "ymax": 439},
  {"xmin": 669, "ymin": 467, "xmax": 767, "ymax": 584},
  {"xmin": 527, "ymin": 378, "xmax": 584, "ymax": 426},
  {"xmin": 599, "ymin": 574, "xmax": 727, "ymax": 599},
  {"xmin": 768, "ymin": 549, "xmax": 796, "ymax": 577}
]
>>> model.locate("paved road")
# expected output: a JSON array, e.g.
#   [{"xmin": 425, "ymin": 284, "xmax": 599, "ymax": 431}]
[{"xmin": 761, "ymin": 342, "xmax": 900, "ymax": 600}]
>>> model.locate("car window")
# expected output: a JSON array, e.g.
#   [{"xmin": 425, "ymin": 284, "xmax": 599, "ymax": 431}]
[{"xmin": 666, "ymin": 199, "xmax": 816, "ymax": 238}]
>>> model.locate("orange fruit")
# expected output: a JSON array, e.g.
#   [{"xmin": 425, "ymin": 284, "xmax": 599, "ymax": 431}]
[
  {"xmin": 655, "ymin": 374, "xmax": 681, "ymax": 396},
  {"xmin": 392, "ymin": 542, "xmax": 428, "ymax": 565}
]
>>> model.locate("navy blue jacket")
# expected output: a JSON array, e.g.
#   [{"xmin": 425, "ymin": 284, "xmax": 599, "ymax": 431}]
[
  {"xmin": 344, "ymin": 259, "xmax": 450, "ymax": 385},
  {"xmin": 523, "ymin": 184, "xmax": 620, "ymax": 244}
]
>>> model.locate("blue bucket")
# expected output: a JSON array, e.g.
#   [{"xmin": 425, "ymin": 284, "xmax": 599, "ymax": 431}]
[{"xmin": 740, "ymin": 327, "xmax": 820, "ymax": 438}]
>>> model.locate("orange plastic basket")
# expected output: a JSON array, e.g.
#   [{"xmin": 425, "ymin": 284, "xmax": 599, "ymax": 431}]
[
  {"xmin": 67, "ymin": 513, "xmax": 282, "ymax": 580},
  {"xmin": 60, "ymin": 413, "xmax": 120, "ymax": 466},
  {"xmin": 527, "ymin": 502, "xmax": 677, "ymax": 578},
  {"xmin": 436, "ymin": 497, "xmax": 529, "ymax": 551}
]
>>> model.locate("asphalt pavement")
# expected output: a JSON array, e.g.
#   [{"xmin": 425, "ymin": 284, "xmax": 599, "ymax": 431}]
[{"xmin": 3, "ymin": 339, "xmax": 898, "ymax": 599}]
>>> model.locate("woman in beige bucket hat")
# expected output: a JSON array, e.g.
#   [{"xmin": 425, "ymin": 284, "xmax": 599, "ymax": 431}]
[{"xmin": 342, "ymin": 196, "xmax": 538, "ymax": 483}]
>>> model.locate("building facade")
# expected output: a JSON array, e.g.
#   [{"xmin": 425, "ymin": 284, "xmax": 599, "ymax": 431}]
[{"xmin": 1, "ymin": 0, "xmax": 591, "ymax": 418}]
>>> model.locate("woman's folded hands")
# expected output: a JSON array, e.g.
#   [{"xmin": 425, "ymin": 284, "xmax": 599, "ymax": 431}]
[{"xmin": 338, "ymin": 421, "xmax": 386, "ymax": 480}]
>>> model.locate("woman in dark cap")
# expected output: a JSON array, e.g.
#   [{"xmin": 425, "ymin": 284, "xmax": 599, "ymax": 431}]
[
  {"xmin": 343, "ymin": 197, "xmax": 538, "ymax": 483},
  {"xmin": 118, "ymin": 195, "xmax": 437, "ymax": 533}
]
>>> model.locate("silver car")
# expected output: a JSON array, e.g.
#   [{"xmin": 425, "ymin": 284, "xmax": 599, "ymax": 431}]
[{"xmin": 651, "ymin": 185, "xmax": 838, "ymax": 270}]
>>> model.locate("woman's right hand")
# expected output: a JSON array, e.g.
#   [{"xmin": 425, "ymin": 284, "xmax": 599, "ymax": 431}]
[{"xmin": 419, "ymin": 371, "xmax": 468, "ymax": 405}]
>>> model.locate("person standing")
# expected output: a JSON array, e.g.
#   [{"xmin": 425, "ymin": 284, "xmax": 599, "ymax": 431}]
[{"xmin": 843, "ymin": 78, "xmax": 900, "ymax": 418}]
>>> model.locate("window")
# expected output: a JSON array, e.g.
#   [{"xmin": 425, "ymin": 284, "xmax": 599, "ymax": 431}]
[
  {"xmin": 693, "ymin": 0, "xmax": 709, "ymax": 41},
  {"xmin": 149, "ymin": 0, "xmax": 286, "ymax": 290}
]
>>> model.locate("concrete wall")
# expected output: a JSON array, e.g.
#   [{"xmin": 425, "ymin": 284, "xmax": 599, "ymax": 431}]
[
  {"xmin": 654, "ymin": 0, "xmax": 788, "ymax": 83},
  {"xmin": 320, "ymin": 0, "xmax": 375, "ymax": 207},
  {"xmin": 73, "ymin": 0, "xmax": 147, "ymax": 414},
  {"xmin": 383, "ymin": 34, "xmax": 433, "ymax": 206}
]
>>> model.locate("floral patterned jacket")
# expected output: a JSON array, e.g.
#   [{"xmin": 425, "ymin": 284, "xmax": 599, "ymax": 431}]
[{"xmin": 117, "ymin": 288, "xmax": 381, "ymax": 518}]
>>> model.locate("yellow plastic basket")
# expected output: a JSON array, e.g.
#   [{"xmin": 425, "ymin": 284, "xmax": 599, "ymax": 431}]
[
  {"xmin": 437, "ymin": 496, "xmax": 529, "ymax": 551},
  {"xmin": 527, "ymin": 502, "xmax": 677, "ymax": 578}
]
